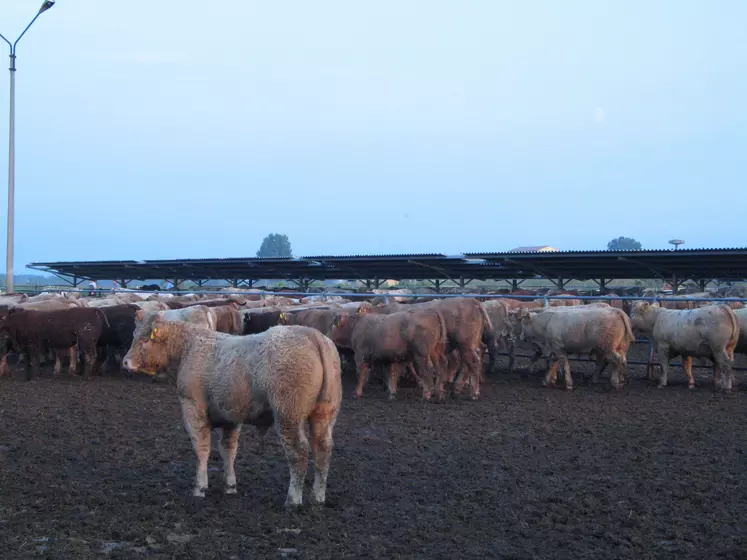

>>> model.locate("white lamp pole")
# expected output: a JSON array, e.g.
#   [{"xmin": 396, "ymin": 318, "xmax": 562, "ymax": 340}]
[{"xmin": 0, "ymin": 1, "xmax": 55, "ymax": 293}]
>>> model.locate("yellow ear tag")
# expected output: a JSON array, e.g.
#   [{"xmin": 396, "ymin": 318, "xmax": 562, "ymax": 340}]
[{"xmin": 150, "ymin": 328, "xmax": 158, "ymax": 340}]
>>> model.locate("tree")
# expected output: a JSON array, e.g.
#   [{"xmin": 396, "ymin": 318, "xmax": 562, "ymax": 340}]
[
  {"xmin": 607, "ymin": 236, "xmax": 642, "ymax": 251},
  {"xmin": 256, "ymin": 233, "xmax": 292, "ymax": 258}
]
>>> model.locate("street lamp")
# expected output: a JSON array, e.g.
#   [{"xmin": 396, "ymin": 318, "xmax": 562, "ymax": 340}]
[{"xmin": 0, "ymin": 1, "xmax": 55, "ymax": 294}]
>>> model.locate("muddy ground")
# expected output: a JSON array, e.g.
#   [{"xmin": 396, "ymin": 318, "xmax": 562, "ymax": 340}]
[{"xmin": 0, "ymin": 342, "xmax": 745, "ymax": 559}]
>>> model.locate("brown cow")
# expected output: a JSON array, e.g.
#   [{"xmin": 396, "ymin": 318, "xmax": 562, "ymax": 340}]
[
  {"xmin": 122, "ymin": 321, "xmax": 342, "ymax": 506},
  {"xmin": 210, "ymin": 305, "xmax": 243, "ymax": 334},
  {"xmin": 329, "ymin": 308, "xmax": 447, "ymax": 401},
  {"xmin": 281, "ymin": 308, "xmax": 340, "ymax": 336},
  {"xmin": 0, "ymin": 307, "xmax": 110, "ymax": 378},
  {"xmin": 412, "ymin": 298, "xmax": 493, "ymax": 400}
]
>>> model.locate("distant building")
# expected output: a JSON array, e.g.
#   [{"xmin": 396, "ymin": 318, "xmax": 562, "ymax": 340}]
[{"xmin": 508, "ymin": 245, "xmax": 560, "ymax": 253}]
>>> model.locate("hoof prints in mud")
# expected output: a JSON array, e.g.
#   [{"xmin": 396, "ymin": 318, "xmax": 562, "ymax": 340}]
[{"xmin": 0, "ymin": 361, "xmax": 745, "ymax": 559}]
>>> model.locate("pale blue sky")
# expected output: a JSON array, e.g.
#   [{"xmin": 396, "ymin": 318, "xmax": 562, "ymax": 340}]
[{"xmin": 1, "ymin": 0, "xmax": 745, "ymax": 270}]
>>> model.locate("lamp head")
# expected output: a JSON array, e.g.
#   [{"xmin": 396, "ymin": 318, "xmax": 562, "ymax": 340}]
[{"xmin": 39, "ymin": 1, "xmax": 55, "ymax": 14}]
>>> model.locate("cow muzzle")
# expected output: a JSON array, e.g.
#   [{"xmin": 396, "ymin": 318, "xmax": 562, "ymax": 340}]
[{"xmin": 122, "ymin": 357, "xmax": 136, "ymax": 373}]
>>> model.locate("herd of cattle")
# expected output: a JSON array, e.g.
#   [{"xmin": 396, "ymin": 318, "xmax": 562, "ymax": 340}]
[
  {"xmin": 0, "ymin": 288, "xmax": 745, "ymax": 394},
  {"xmin": 0, "ymin": 287, "xmax": 745, "ymax": 505}
]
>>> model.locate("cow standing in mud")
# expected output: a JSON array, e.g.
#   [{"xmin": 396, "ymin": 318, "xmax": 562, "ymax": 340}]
[
  {"xmin": 328, "ymin": 307, "xmax": 447, "ymax": 401},
  {"xmin": 629, "ymin": 302, "xmax": 739, "ymax": 391},
  {"xmin": 122, "ymin": 320, "xmax": 342, "ymax": 507},
  {"xmin": 518, "ymin": 306, "xmax": 635, "ymax": 390}
]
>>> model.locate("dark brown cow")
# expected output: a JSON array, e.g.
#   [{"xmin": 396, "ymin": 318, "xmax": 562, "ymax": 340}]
[
  {"xmin": 97, "ymin": 304, "xmax": 140, "ymax": 373},
  {"xmin": 242, "ymin": 309, "xmax": 285, "ymax": 335},
  {"xmin": 329, "ymin": 308, "xmax": 448, "ymax": 401},
  {"xmin": 0, "ymin": 307, "xmax": 110, "ymax": 378}
]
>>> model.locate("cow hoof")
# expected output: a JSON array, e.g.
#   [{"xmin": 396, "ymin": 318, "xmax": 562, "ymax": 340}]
[
  {"xmin": 565, "ymin": 386, "xmax": 573, "ymax": 391},
  {"xmin": 688, "ymin": 384, "xmax": 695, "ymax": 390},
  {"xmin": 387, "ymin": 393, "xmax": 396, "ymax": 401},
  {"xmin": 353, "ymin": 391, "xmax": 362, "ymax": 399},
  {"xmin": 193, "ymin": 487, "xmax": 206, "ymax": 498},
  {"xmin": 284, "ymin": 500, "xmax": 302, "ymax": 509},
  {"xmin": 657, "ymin": 383, "xmax": 666, "ymax": 389},
  {"xmin": 225, "ymin": 485, "xmax": 237, "ymax": 495}
]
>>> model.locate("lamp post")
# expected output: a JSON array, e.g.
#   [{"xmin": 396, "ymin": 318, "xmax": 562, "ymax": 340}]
[{"xmin": 0, "ymin": 1, "xmax": 55, "ymax": 294}]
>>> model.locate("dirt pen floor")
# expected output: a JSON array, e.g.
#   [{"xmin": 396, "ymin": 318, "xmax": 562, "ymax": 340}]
[{"xmin": 0, "ymin": 342, "xmax": 745, "ymax": 559}]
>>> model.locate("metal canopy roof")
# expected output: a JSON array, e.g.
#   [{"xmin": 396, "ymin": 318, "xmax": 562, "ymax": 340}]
[{"xmin": 27, "ymin": 248, "xmax": 747, "ymax": 283}]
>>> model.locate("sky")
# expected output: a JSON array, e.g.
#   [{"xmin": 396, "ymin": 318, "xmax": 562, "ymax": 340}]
[{"xmin": 0, "ymin": 0, "xmax": 745, "ymax": 271}]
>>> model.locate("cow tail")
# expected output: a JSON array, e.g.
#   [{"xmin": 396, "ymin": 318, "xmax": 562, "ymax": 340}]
[
  {"xmin": 206, "ymin": 309, "xmax": 217, "ymax": 331},
  {"xmin": 97, "ymin": 309, "xmax": 111, "ymax": 329},
  {"xmin": 619, "ymin": 309, "xmax": 636, "ymax": 343},
  {"xmin": 722, "ymin": 305, "xmax": 739, "ymax": 352},
  {"xmin": 313, "ymin": 331, "xmax": 342, "ymax": 407},
  {"xmin": 437, "ymin": 310, "xmax": 448, "ymax": 354},
  {"xmin": 233, "ymin": 310, "xmax": 242, "ymax": 335},
  {"xmin": 477, "ymin": 301, "xmax": 495, "ymax": 348}
]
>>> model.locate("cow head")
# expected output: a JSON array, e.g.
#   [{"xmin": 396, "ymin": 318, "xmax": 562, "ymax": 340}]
[
  {"xmin": 518, "ymin": 310, "xmax": 534, "ymax": 342},
  {"xmin": 328, "ymin": 312, "xmax": 358, "ymax": 347},
  {"xmin": 278, "ymin": 311, "xmax": 288, "ymax": 325},
  {"xmin": 628, "ymin": 301, "xmax": 658, "ymax": 335},
  {"xmin": 122, "ymin": 317, "xmax": 174, "ymax": 376}
]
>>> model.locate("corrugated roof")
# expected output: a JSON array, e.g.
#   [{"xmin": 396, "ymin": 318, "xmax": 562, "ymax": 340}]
[{"xmin": 26, "ymin": 247, "xmax": 747, "ymax": 283}]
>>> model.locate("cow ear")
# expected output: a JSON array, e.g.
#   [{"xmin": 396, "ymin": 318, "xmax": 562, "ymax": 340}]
[
  {"xmin": 150, "ymin": 327, "xmax": 159, "ymax": 340},
  {"xmin": 135, "ymin": 309, "xmax": 144, "ymax": 321}
]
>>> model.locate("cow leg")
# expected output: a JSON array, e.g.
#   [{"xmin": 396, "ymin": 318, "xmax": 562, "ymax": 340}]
[
  {"xmin": 98, "ymin": 347, "xmax": 110, "ymax": 375},
  {"xmin": 68, "ymin": 346, "xmax": 79, "ymax": 376},
  {"xmin": 409, "ymin": 358, "xmax": 434, "ymax": 401},
  {"xmin": 309, "ymin": 411, "xmax": 336, "ymax": 505},
  {"xmin": 713, "ymin": 350, "xmax": 733, "ymax": 392},
  {"xmin": 470, "ymin": 348, "xmax": 483, "ymax": 400},
  {"xmin": 353, "ymin": 360, "xmax": 370, "ymax": 399},
  {"xmin": 52, "ymin": 349, "xmax": 64, "ymax": 377},
  {"xmin": 0, "ymin": 353, "xmax": 8, "ymax": 377},
  {"xmin": 561, "ymin": 354, "xmax": 573, "ymax": 390},
  {"xmin": 591, "ymin": 355, "xmax": 607, "ymax": 385},
  {"xmin": 543, "ymin": 358, "xmax": 559, "ymax": 387},
  {"xmin": 219, "ymin": 425, "xmax": 241, "ymax": 494},
  {"xmin": 82, "ymin": 345, "xmax": 96, "ymax": 377},
  {"xmin": 277, "ymin": 419, "xmax": 310, "ymax": 507},
  {"xmin": 255, "ymin": 425, "xmax": 270, "ymax": 455},
  {"xmin": 507, "ymin": 338, "xmax": 516, "ymax": 373},
  {"xmin": 180, "ymin": 401, "xmax": 211, "ymax": 497},
  {"xmin": 26, "ymin": 346, "xmax": 41, "ymax": 380},
  {"xmin": 657, "ymin": 345, "xmax": 671, "ymax": 388},
  {"xmin": 433, "ymin": 354, "xmax": 450, "ymax": 402},
  {"xmin": 386, "ymin": 362, "xmax": 401, "ymax": 400},
  {"xmin": 646, "ymin": 343, "xmax": 656, "ymax": 381},
  {"xmin": 682, "ymin": 356, "xmax": 695, "ymax": 389}
]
